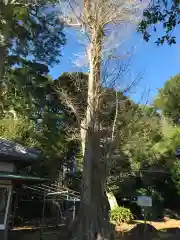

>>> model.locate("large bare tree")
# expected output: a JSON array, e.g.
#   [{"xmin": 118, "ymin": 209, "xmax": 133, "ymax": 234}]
[{"xmin": 59, "ymin": 1, "xmax": 144, "ymax": 239}]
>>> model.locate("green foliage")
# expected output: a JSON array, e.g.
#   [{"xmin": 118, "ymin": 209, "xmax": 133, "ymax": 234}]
[
  {"xmin": 0, "ymin": 115, "xmax": 38, "ymax": 147},
  {"xmin": 0, "ymin": 0, "xmax": 65, "ymax": 66},
  {"xmin": 1, "ymin": 63, "xmax": 49, "ymax": 117},
  {"xmin": 152, "ymin": 118, "xmax": 180, "ymax": 156},
  {"xmin": 109, "ymin": 206, "xmax": 134, "ymax": 225},
  {"xmin": 154, "ymin": 75, "xmax": 180, "ymax": 123},
  {"xmin": 108, "ymin": 89, "xmax": 180, "ymax": 216},
  {"xmin": 2, "ymin": 56, "xmax": 180, "ymax": 218},
  {"xmin": 170, "ymin": 161, "xmax": 180, "ymax": 194},
  {"xmin": 138, "ymin": 0, "xmax": 180, "ymax": 45},
  {"xmin": 0, "ymin": 67, "xmax": 71, "ymax": 178},
  {"xmin": 117, "ymin": 106, "xmax": 161, "ymax": 170},
  {"xmin": 0, "ymin": 1, "xmax": 66, "ymax": 180}
]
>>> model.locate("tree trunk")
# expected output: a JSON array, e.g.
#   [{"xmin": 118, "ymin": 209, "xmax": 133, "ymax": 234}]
[
  {"xmin": 0, "ymin": 44, "xmax": 7, "ymax": 113},
  {"xmin": 0, "ymin": 45, "xmax": 6, "ymax": 83},
  {"xmin": 0, "ymin": 22, "xmax": 8, "ymax": 82},
  {"xmin": 74, "ymin": 26, "xmax": 115, "ymax": 239},
  {"xmin": 77, "ymin": 129, "xmax": 114, "ymax": 240}
]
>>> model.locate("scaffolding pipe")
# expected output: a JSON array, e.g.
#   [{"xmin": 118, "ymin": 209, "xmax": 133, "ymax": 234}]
[{"xmin": 41, "ymin": 189, "xmax": 46, "ymax": 235}]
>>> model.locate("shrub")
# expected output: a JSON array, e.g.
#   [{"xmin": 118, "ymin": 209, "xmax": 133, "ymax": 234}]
[{"xmin": 109, "ymin": 206, "xmax": 134, "ymax": 225}]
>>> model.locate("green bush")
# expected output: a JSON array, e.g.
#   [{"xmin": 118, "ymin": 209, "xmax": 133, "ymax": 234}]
[{"xmin": 109, "ymin": 206, "xmax": 134, "ymax": 225}]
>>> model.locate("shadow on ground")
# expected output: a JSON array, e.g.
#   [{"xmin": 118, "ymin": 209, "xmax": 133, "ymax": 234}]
[
  {"xmin": 8, "ymin": 226, "xmax": 68, "ymax": 240},
  {"xmin": 117, "ymin": 223, "xmax": 180, "ymax": 240},
  {"xmin": 8, "ymin": 223, "xmax": 180, "ymax": 240}
]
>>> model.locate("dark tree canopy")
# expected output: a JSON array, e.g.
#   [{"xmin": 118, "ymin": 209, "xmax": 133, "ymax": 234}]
[
  {"xmin": 138, "ymin": 0, "xmax": 180, "ymax": 45},
  {"xmin": 0, "ymin": 1, "xmax": 65, "ymax": 66}
]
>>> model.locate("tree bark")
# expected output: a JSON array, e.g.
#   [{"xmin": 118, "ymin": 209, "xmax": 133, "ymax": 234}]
[
  {"xmin": 0, "ymin": 45, "xmax": 6, "ymax": 81},
  {"xmin": 77, "ymin": 128, "xmax": 114, "ymax": 240},
  {"xmin": 0, "ymin": 44, "xmax": 7, "ymax": 113},
  {"xmin": 74, "ymin": 26, "xmax": 115, "ymax": 239},
  {"xmin": 0, "ymin": 17, "xmax": 8, "ymax": 82}
]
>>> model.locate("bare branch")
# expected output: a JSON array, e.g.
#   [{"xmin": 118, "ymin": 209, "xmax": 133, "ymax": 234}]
[
  {"xmin": 60, "ymin": 0, "xmax": 145, "ymax": 68},
  {"xmin": 59, "ymin": 89, "xmax": 79, "ymax": 117},
  {"xmin": 111, "ymin": 90, "xmax": 119, "ymax": 141},
  {"xmin": 65, "ymin": 124, "xmax": 81, "ymax": 141}
]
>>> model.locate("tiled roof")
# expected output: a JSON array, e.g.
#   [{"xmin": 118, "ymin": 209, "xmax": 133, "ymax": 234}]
[{"xmin": 0, "ymin": 138, "xmax": 41, "ymax": 161}]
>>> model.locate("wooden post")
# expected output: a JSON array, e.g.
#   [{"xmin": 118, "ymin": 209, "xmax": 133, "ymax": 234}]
[
  {"xmin": 0, "ymin": 185, "xmax": 13, "ymax": 240},
  {"xmin": 41, "ymin": 190, "xmax": 46, "ymax": 235},
  {"xmin": 144, "ymin": 207, "xmax": 147, "ymax": 239},
  {"xmin": 73, "ymin": 199, "xmax": 76, "ymax": 220},
  {"xmin": 4, "ymin": 186, "xmax": 13, "ymax": 240}
]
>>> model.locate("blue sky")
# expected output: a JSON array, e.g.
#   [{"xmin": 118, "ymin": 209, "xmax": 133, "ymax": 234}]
[{"xmin": 49, "ymin": 26, "xmax": 180, "ymax": 105}]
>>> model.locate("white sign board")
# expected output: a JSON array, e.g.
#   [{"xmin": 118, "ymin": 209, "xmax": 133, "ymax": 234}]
[{"xmin": 137, "ymin": 196, "xmax": 152, "ymax": 207}]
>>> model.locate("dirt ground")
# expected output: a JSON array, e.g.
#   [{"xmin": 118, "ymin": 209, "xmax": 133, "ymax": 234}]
[
  {"xmin": 116, "ymin": 219, "xmax": 180, "ymax": 240},
  {"xmin": 9, "ymin": 219, "xmax": 180, "ymax": 240},
  {"xmin": 116, "ymin": 219, "xmax": 180, "ymax": 231}
]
